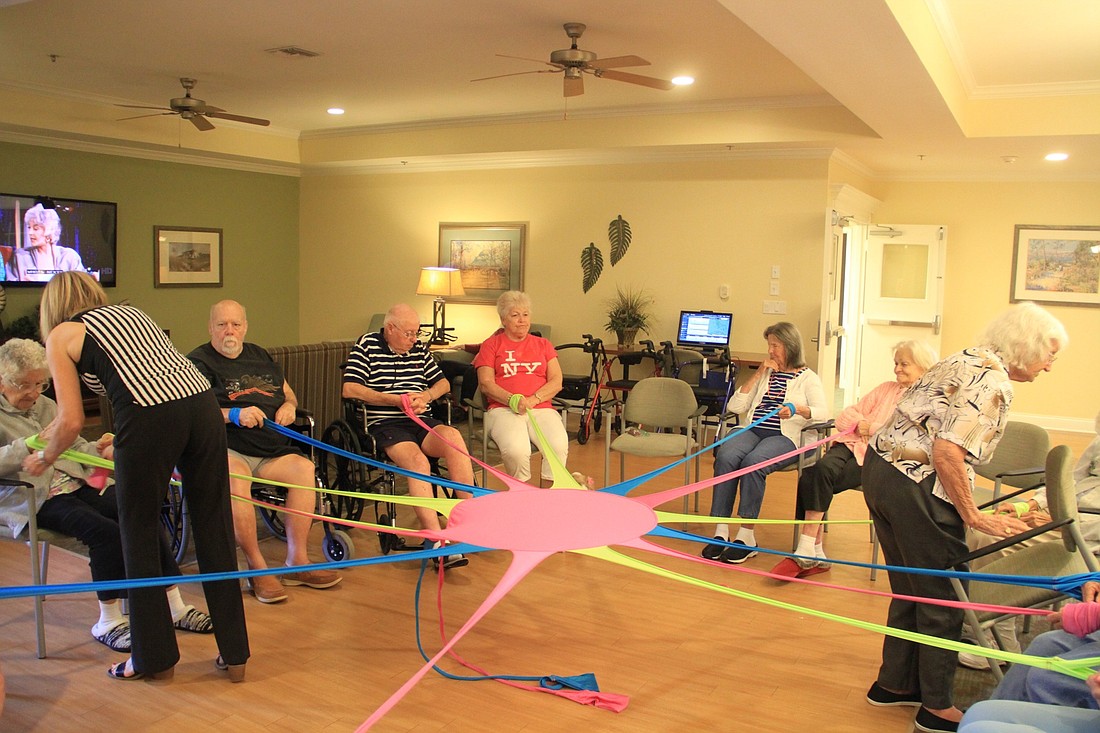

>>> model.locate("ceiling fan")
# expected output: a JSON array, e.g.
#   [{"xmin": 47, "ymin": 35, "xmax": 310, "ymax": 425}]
[
  {"xmin": 473, "ymin": 22, "xmax": 674, "ymax": 97},
  {"xmin": 116, "ymin": 77, "xmax": 270, "ymax": 131}
]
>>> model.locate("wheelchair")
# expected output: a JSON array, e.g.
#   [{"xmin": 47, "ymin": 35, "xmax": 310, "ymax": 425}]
[
  {"xmin": 159, "ymin": 409, "xmax": 354, "ymax": 564},
  {"xmin": 322, "ymin": 396, "xmax": 458, "ymax": 556}
]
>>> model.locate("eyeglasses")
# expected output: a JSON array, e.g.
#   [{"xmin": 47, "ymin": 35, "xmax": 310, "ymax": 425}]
[
  {"xmin": 387, "ymin": 323, "xmax": 421, "ymax": 340},
  {"xmin": 11, "ymin": 379, "xmax": 50, "ymax": 393}
]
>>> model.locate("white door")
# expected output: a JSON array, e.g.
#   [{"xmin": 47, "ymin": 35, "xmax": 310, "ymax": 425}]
[
  {"xmin": 856, "ymin": 224, "xmax": 946, "ymax": 397},
  {"xmin": 814, "ymin": 218, "xmax": 846, "ymax": 411}
]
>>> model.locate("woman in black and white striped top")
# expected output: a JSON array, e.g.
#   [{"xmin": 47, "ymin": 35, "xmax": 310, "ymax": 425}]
[{"xmin": 24, "ymin": 272, "xmax": 249, "ymax": 682}]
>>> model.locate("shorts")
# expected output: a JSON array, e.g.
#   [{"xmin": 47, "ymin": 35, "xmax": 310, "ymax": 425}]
[
  {"xmin": 368, "ymin": 417, "xmax": 444, "ymax": 450},
  {"xmin": 227, "ymin": 448, "xmax": 301, "ymax": 475}
]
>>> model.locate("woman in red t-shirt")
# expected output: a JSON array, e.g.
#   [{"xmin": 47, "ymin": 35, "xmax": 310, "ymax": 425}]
[{"xmin": 473, "ymin": 291, "xmax": 572, "ymax": 487}]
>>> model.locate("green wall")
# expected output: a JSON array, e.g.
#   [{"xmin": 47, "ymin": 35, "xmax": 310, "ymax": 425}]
[{"xmin": 0, "ymin": 141, "xmax": 300, "ymax": 350}]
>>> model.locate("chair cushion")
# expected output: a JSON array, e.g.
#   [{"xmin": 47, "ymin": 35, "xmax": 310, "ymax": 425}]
[{"xmin": 610, "ymin": 432, "xmax": 694, "ymax": 458}]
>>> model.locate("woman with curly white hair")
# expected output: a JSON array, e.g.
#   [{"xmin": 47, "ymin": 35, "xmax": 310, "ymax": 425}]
[
  {"xmin": 6, "ymin": 203, "xmax": 87, "ymax": 282},
  {"xmin": 863, "ymin": 302, "xmax": 1069, "ymax": 733}
]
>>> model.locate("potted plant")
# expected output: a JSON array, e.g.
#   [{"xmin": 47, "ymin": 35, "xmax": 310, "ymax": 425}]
[{"xmin": 604, "ymin": 286, "xmax": 654, "ymax": 350}]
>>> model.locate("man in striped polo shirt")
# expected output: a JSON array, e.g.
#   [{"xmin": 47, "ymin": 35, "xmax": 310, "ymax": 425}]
[{"xmin": 342, "ymin": 303, "xmax": 475, "ymax": 570}]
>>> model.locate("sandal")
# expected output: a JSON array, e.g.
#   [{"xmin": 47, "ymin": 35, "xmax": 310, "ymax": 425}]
[
  {"xmin": 93, "ymin": 621, "xmax": 132, "ymax": 652},
  {"xmin": 174, "ymin": 606, "xmax": 214, "ymax": 634},
  {"xmin": 215, "ymin": 654, "xmax": 246, "ymax": 683},
  {"xmin": 107, "ymin": 659, "xmax": 174, "ymax": 681}
]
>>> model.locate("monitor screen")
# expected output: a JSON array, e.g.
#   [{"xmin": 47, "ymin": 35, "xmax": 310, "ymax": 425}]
[
  {"xmin": 676, "ymin": 310, "xmax": 732, "ymax": 350},
  {"xmin": 0, "ymin": 192, "xmax": 117, "ymax": 286}
]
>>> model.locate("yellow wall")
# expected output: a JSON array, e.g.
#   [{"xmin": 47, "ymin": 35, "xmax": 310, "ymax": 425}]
[
  {"xmin": 875, "ymin": 180, "xmax": 1100, "ymax": 424},
  {"xmin": 298, "ymin": 158, "xmax": 832, "ymax": 374}
]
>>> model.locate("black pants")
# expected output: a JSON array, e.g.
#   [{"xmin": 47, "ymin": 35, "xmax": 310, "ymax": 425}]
[
  {"xmin": 36, "ymin": 484, "xmax": 179, "ymax": 602},
  {"xmin": 862, "ymin": 450, "xmax": 968, "ymax": 710},
  {"xmin": 113, "ymin": 391, "xmax": 249, "ymax": 674},
  {"xmin": 794, "ymin": 443, "xmax": 863, "ymax": 518}
]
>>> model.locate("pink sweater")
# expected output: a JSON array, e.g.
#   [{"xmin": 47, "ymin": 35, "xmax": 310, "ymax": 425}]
[{"xmin": 835, "ymin": 381, "xmax": 907, "ymax": 465}]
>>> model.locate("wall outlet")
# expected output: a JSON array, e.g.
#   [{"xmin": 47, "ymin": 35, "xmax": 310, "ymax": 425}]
[
  {"xmin": 719, "ymin": 283, "xmax": 730, "ymax": 299},
  {"xmin": 771, "ymin": 265, "xmax": 781, "ymax": 279},
  {"xmin": 769, "ymin": 279, "xmax": 780, "ymax": 295},
  {"xmin": 762, "ymin": 299, "xmax": 788, "ymax": 314}
]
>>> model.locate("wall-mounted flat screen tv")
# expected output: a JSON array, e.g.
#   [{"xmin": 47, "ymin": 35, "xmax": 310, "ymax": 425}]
[{"xmin": 0, "ymin": 193, "xmax": 117, "ymax": 286}]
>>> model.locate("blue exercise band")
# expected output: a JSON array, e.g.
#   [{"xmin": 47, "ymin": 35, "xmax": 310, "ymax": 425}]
[{"xmin": 228, "ymin": 407, "xmax": 242, "ymax": 426}]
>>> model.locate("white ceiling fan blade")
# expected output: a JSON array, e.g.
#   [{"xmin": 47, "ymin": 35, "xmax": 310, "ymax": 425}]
[
  {"xmin": 588, "ymin": 55, "xmax": 649, "ymax": 70},
  {"xmin": 116, "ymin": 111, "xmax": 174, "ymax": 122},
  {"xmin": 206, "ymin": 111, "xmax": 271, "ymax": 126},
  {"xmin": 595, "ymin": 69, "xmax": 674, "ymax": 91},
  {"xmin": 472, "ymin": 68, "xmax": 557, "ymax": 82},
  {"xmin": 115, "ymin": 103, "xmax": 173, "ymax": 112},
  {"xmin": 495, "ymin": 53, "xmax": 558, "ymax": 68}
]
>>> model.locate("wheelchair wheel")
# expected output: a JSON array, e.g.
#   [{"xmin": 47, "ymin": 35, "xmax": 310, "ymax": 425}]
[
  {"xmin": 577, "ymin": 421, "xmax": 590, "ymax": 445},
  {"xmin": 321, "ymin": 421, "xmax": 367, "ymax": 523},
  {"xmin": 258, "ymin": 500, "xmax": 287, "ymax": 541},
  {"xmin": 161, "ymin": 482, "xmax": 190, "ymax": 564},
  {"xmin": 322, "ymin": 529, "xmax": 355, "ymax": 562}
]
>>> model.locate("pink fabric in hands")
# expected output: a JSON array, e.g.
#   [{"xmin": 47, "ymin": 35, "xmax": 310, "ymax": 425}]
[
  {"xmin": 87, "ymin": 467, "xmax": 110, "ymax": 491},
  {"xmin": 1061, "ymin": 602, "xmax": 1100, "ymax": 638}
]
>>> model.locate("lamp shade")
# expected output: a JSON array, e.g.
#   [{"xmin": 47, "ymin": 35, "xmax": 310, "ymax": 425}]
[{"xmin": 416, "ymin": 266, "xmax": 465, "ymax": 298}]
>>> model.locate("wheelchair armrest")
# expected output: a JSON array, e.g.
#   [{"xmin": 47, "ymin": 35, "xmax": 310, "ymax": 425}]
[
  {"xmin": 0, "ymin": 478, "xmax": 33, "ymax": 488},
  {"xmin": 947, "ymin": 516, "xmax": 1073, "ymax": 568}
]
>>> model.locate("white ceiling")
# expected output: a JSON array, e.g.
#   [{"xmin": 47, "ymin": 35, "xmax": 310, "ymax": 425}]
[{"xmin": 0, "ymin": 0, "xmax": 1097, "ymax": 179}]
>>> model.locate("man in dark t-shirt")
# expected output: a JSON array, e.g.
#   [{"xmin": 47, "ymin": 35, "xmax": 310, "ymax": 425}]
[{"xmin": 189, "ymin": 300, "xmax": 341, "ymax": 604}]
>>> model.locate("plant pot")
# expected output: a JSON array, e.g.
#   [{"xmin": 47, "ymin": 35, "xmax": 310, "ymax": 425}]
[{"xmin": 616, "ymin": 328, "xmax": 638, "ymax": 351}]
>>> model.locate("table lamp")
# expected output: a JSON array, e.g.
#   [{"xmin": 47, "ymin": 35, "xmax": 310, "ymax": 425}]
[{"xmin": 416, "ymin": 266, "xmax": 465, "ymax": 344}]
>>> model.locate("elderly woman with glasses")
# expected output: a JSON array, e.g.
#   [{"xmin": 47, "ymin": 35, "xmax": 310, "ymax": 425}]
[
  {"xmin": 863, "ymin": 302, "xmax": 1068, "ymax": 733},
  {"xmin": 0, "ymin": 338, "xmax": 213, "ymax": 656}
]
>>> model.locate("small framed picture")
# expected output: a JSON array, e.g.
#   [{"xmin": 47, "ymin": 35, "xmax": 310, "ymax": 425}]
[
  {"xmin": 154, "ymin": 226, "xmax": 223, "ymax": 288},
  {"xmin": 1010, "ymin": 225, "xmax": 1100, "ymax": 307}
]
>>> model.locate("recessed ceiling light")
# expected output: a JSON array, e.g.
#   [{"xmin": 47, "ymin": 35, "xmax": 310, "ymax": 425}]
[
  {"xmin": 1045, "ymin": 152, "xmax": 1068, "ymax": 161},
  {"xmin": 327, "ymin": 107, "xmax": 345, "ymax": 115},
  {"xmin": 671, "ymin": 76, "xmax": 694, "ymax": 86}
]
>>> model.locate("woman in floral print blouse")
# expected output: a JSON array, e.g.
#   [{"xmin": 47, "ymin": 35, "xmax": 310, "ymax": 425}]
[{"xmin": 862, "ymin": 302, "xmax": 1068, "ymax": 733}]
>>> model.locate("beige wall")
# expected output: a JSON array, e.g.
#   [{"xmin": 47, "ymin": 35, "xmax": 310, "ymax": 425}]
[
  {"xmin": 875, "ymin": 180, "xmax": 1100, "ymax": 426},
  {"xmin": 298, "ymin": 158, "xmax": 831, "ymax": 375}
]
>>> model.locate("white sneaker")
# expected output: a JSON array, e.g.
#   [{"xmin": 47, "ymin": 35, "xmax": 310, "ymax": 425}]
[{"xmin": 958, "ymin": 649, "xmax": 1004, "ymax": 671}]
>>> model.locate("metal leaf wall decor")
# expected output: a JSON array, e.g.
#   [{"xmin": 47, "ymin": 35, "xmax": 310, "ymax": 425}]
[
  {"xmin": 608, "ymin": 215, "xmax": 632, "ymax": 266},
  {"xmin": 581, "ymin": 243, "xmax": 604, "ymax": 293}
]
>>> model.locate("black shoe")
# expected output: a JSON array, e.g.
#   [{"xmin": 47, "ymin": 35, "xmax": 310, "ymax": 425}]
[
  {"xmin": 719, "ymin": 540, "xmax": 757, "ymax": 564},
  {"xmin": 914, "ymin": 707, "xmax": 959, "ymax": 733},
  {"xmin": 865, "ymin": 681, "xmax": 921, "ymax": 707},
  {"xmin": 701, "ymin": 538, "xmax": 725, "ymax": 560}
]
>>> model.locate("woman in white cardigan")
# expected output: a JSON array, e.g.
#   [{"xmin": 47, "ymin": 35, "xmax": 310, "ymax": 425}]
[{"xmin": 702, "ymin": 322, "xmax": 829, "ymax": 564}]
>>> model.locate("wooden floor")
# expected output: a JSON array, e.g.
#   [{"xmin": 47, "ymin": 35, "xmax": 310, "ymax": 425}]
[{"xmin": 0, "ymin": 426, "xmax": 1091, "ymax": 732}]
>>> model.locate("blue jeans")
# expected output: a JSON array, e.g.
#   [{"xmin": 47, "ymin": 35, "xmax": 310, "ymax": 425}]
[
  {"xmin": 961, "ymin": 700, "xmax": 1100, "ymax": 733},
  {"xmin": 710, "ymin": 427, "xmax": 796, "ymax": 520},
  {"xmin": 992, "ymin": 630, "xmax": 1100, "ymax": 710}
]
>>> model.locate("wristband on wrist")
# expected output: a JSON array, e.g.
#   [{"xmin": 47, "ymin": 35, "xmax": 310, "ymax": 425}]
[{"xmin": 228, "ymin": 407, "xmax": 242, "ymax": 426}]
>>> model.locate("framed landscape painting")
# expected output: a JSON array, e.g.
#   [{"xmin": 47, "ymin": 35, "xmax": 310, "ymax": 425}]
[
  {"xmin": 1010, "ymin": 225, "xmax": 1100, "ymax": 307},
  {"xmin": 438, "ymin": 222, "xmax": 526, "ymax": 304}
]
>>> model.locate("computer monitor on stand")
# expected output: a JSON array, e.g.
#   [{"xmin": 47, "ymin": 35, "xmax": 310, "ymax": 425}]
[{"xmin": 675, "ymin": 310, "xmax": 733, "ymax": 354}]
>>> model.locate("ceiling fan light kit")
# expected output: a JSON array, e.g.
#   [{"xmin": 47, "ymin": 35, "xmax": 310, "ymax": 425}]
[{"xmin": 473, "ymin": 22, "xmax": 675, "ymax": 97}]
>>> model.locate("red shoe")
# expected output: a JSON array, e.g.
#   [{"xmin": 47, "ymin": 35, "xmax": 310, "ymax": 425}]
[{"xmin": 770, "ymin": 558, "xmax": 804, "ymax": 580}]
